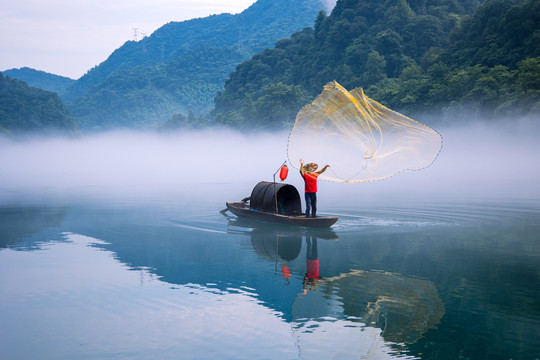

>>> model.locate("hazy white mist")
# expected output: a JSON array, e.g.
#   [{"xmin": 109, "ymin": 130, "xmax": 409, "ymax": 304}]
[{"xmin": 0, "ymin": 121, "xmax": 539, "ymax": 204}]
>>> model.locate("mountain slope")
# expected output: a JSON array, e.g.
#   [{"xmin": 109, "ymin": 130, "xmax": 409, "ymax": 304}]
[
  {"xmin": 213, "ymin": 0, "xmax": 539, "ymax": 128},
  {"xmin": 0, "ymin": 73, "xmax": 78, "ymax": 135},
  {"xmin": 213, "ymin": 0, "xmax": 483, "ymax": 128},
  {"xmin": 64, "ymin": 0, "xmax": 327, "ymax": 130}
]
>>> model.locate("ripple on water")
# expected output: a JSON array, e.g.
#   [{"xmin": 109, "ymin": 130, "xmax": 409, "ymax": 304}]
[{"xmin": 325, "ymin": 199, "xmax": 540, "ymax": 232}]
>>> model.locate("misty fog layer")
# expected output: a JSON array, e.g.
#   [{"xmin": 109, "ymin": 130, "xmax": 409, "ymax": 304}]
[{"xmin": 1, "ymin": 122, "xmax": 539, "ymax": 204}]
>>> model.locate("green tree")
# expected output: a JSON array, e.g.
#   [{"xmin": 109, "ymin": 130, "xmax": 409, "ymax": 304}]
[
  {"xmin": 385, "ymin": 0, "xmax": 415, "ymax": 29},
  {"xmin": 517, "ymin": 57, "xmax": 540, "ymax": 93},
  {"xmin": 245, "ymin": 83, "xmax": 310, "ymax": 129},
  {"xmin": 363, "ymin": 51, "xmax": 387, "ymax": 85},
  {"xmin": 515, "ymin": 57, "xmax": 540, "ymax": 113},
  {"xmin": 374, "ymin": 30, "xmax": 405, "ymax": 77}
]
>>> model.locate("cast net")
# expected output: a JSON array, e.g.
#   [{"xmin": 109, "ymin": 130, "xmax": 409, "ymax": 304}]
[{"xmin": 287, "ymin": 81, "xmax": 442, "ymax": 183}]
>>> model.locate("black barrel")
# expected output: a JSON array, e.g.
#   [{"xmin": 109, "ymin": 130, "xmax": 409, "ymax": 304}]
[{"xmin": 250, "ymin": 181, "xmax": 302, "ymax": 215}]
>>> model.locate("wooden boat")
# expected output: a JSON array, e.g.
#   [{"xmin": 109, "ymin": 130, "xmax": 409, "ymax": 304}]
[
  {"xmin": 226, "ymin": 201, "xmax": 338, "ymax": 227},
  {"xmin": 225, "ymin": 181, "xmax": 338, "ymax": 228}
]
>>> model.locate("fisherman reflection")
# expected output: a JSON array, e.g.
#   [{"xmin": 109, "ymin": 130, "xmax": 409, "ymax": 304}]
[{"xmin": 303, "ymin": 236, "xmax": 322, "ymax": 293}]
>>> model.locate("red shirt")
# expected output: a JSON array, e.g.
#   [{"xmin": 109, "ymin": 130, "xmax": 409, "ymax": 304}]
[{"xmin": 302, "ymin": 171, "xmax": 319, "ymax": 193}]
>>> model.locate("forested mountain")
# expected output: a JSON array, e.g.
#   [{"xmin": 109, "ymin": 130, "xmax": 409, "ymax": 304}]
[
  {"xmin": 442, "ymin": 0, "xmax": 539, "ymax": 68},
  {"xmin": 213, "ymin": 0, "xmax": 540, "ymax": 129},
  {"xmin": 0, "ymin": 73, "xmax": 78, "ymax": 135},
  {"xmin": 63, "ymin": 0, "xmax": 327, "ymax": 130},
  {"xmin": 3, "ymin": 67, "xmax": 75, "ymax": 97}
]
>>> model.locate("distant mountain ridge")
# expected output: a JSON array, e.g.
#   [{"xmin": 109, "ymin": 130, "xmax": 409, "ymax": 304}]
[
  {"xmin": 62, "ymin": 0, "xmax": 327, "ymax": 130},
  {"xmin": 3, "ymin": 67, "xmax": 75, "ymax": 97},
  {"xmin": 6, "ymin": 0, "xmax": 536, "ymax": 134}
]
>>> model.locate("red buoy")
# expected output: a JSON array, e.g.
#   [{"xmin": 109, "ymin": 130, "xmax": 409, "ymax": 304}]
[{"xmin": 279, "ymin": 165, "xmax": 288, "ymax": 181}]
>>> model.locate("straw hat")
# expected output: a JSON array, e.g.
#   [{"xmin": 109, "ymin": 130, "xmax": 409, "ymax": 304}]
[{"xmin": 304, "ymin": 162, "xmax": 318, "ymax": 171}]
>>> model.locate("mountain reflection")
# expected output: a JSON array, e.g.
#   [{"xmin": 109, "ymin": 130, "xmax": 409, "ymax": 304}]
[{"xmin": 0, "ymin": 206, "xmax": 66, "ymax": 248}]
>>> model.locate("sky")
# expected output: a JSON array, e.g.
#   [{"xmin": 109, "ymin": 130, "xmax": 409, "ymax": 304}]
[{"xmin": 0, "ymin": 0, "xmax": 260, "ymax": 79}]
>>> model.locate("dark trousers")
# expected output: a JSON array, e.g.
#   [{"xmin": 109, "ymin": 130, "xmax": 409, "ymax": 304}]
[
  {"xmin": 306, "ymin": 236, "xmax": 318, "ymax": 259},
  {"xmin": 305, "ymin": 192, "xmax": 317, "ymax": 217}
]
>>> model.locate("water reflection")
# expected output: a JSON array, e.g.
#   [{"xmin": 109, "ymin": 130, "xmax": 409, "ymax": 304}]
[
  {"xmin": 0, "ymin": 205, "xmax": 66, "ymax": 248},
  {"xmin": 2, "ymin": 200, "xmax": 539, "ymax": 359},
  {"xmin": 225, "ymin": 215, "xmax": 338, "ymax": 284},
  {"xmin": 225, "ymin": 215, "xmax": 339, "ymax": 241},
  {"xmin": 292, "ymin": 264, "xmax": 445, "ymax": 351},
  {"xmin": 322, "ymin": 270, "xmax": 445, "ymax": 343},
  {"xmin": 303, "ymin": 236, "xmax": 322, "ymax": 293},
  {"xmin": 226, "ymin": 217, "xmax": 445, "ymax": 351}
]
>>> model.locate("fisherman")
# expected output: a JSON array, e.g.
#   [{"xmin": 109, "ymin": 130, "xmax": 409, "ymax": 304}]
[{"xmin": 299, "ymin": 159, "xmax": 329, "ymax": 218}]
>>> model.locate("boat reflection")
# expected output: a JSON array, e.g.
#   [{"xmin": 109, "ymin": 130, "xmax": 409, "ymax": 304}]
[
  {"xmin": 226, "ymin": 215, "xmax": 445, "ymax": 347},
  {"xmin": 225, "ymin": 215, "xmax": 339, "ymax": 241},
  {"xmin": 225, "ymin": 215, "xmax": 338, "ymax": 283}
]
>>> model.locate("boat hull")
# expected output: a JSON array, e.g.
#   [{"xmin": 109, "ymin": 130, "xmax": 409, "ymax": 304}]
[{"xmin": 226, "ymin": 201, "xmax": 338, "ymax": 228}]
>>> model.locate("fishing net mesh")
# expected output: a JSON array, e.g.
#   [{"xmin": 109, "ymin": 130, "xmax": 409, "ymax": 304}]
[{"xmin": 287, "ymin": 81, "xmax": 442, "ymax": 183}]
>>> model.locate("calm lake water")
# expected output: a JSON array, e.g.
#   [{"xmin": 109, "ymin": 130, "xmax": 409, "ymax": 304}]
[
  {"xmin": 1, "ymin": 127, "xmax": 539, "ymax": 359},
  {"xmin": 1, "ymin": 187, "xmax": 539, "ymax": 360}
]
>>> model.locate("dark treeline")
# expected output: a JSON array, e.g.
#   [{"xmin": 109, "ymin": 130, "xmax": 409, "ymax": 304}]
[
  {"xmin": 0, "ymin": 73, "xmax": 78, "ymax": 135},
  {"xmin": 212, "ymin": 0, "xmax": 540, "ymax": 129}
]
